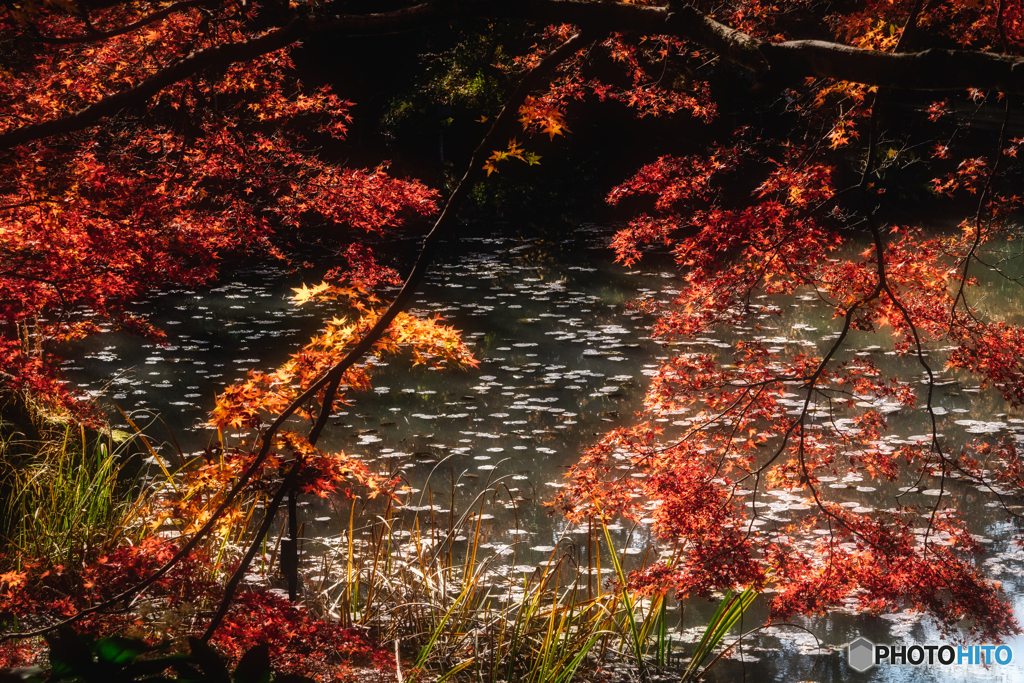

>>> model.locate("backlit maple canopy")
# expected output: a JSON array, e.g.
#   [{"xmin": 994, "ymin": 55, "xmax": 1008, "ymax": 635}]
[{"xmin": 5, "ymin": 0, "xmax": 1024, "ymax": 642}]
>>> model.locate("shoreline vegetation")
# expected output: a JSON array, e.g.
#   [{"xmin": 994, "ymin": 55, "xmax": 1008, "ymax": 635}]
[{"xmin": 0, "ymin": 389, "xmax": 753, "ymax": 683}]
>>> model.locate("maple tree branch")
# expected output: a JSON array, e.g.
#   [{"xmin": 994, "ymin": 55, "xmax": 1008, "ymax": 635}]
[
  {"xmin": 865, "ymin": 116, "xmax": 1016, "ymax": 535},
  {"xmin": 0, "ymin": 16, "xmax": 305, "ymax": 150},
  {"xmin": 31, "ymin": 0, "xmax": 217, "ymax": 44},
  {"xmin": 200, "ymin": 459, "xmax": 301, "ymax": 641},
  {"xmin": 307, "ymin": 373, "xmax": 341, "ymax": 445},
  {"xmin": 859, "ymin": 31, "xmax": 950, "ymax": 540},
  {"xmin": 760, "ymin": 40, "xmax": 1024, "ymax": 92},
  {"xmin": 7, "ymin": 1, "xmax": 1024, "ymax": 151},
  {"xmin": 951, "ymin": 96, "xmax": 1013, "ymax": 322},
  {"xmin": 893, "ymin": 0, "xmax": 924, "ymax": 53},
  {"xmin": 997, "ymin": 0, "xmax": 1010, "ymax": 54},
  {"xmin": 801, "ymin": 92, "xmax": 990, "ymax": 567},
  {"xmin": 664, "ymin": 0, "xmax": 768, "ymax": 72}
]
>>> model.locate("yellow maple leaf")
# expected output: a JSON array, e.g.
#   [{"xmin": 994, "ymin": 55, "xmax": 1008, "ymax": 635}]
[{"xmin": 291, "ymin": 281, "xmax": 331, "ymax": 305}]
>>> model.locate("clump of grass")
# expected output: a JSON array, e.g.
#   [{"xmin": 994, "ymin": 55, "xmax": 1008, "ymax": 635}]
[
  {"xmin": 0, "ymin": 390, "xmax": 162, "ymax": 570},
  {"xmin": 1, "ymin": 420, "xmax": 147, "ymax": 569}
]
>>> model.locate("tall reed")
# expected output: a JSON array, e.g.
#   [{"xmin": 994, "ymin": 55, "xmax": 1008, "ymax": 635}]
[
  {"xmin": 291, "ymin": 476, "xmax": 760, "ymax": 683},
  {"xmin": 1, "ymin": 422, "xmax": 147, "ymax": 568}
]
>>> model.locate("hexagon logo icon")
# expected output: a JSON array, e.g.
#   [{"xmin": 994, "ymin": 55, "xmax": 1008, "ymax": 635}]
[{"xmin": 848, "ymin": 637, "xmax": 876, "ymax": 672}]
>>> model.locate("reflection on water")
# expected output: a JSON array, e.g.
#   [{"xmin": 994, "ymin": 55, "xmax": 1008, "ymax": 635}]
[{"xmin": 63, "ymin": 225, "xmax": 1024, "ymax": 681}]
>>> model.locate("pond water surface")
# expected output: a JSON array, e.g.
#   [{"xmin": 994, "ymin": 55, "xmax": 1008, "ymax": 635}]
[{"xmin": 63, "ymin": 224, "xmax": 1024, "ymax": 682}]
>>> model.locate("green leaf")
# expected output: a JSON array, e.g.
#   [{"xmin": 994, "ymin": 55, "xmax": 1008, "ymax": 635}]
[{"xmin": 94, "ymin": 636, "xmax": 151, "ymax": 665}]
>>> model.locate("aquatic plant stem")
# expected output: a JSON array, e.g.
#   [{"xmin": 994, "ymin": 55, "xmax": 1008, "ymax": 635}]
[{"xmin": 594, "ymin": 502, "xmax": 649, "ymax": 683}]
